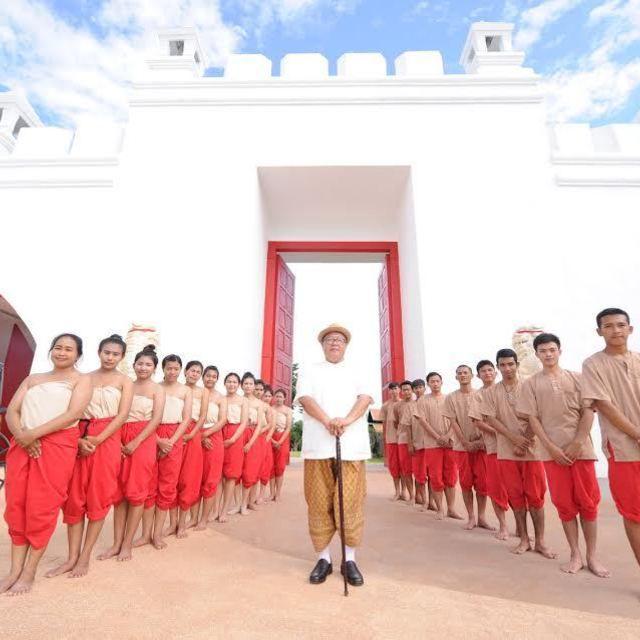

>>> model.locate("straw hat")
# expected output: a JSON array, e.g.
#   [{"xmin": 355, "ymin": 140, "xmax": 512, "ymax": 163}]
[{"xmin": 317, "ymin": 323, "xmax": 351, "ymax": 344}]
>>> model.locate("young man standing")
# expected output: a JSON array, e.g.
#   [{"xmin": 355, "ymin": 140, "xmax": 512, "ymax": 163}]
[
  {"xmin": 582, "ymin": 307, "xmax": 640, "ymax": 572},
  {"xmin": 409, "ymin": 379, "xmax": 428, "ymax": 507},
  {"xmin": 443, "ymin": 365, "xmax": 491, "ymax": 531},
  {"xmin": 394, "ymin": 381, "xmax": 415, "ymax": 504},
  {"xmin": 518, "ymin": 333, "xmax": 609, "ymax": 577},
  {"xmin": 482, "ymin": 348, "xmax": 555, "ymax": 558},
  {"xmin": 380, "ymin": 382, "xmax": 404, "ymax": 501},
  {"xmin": 469, "ymin": 360, "xmax": 509, "ymax": 540}
]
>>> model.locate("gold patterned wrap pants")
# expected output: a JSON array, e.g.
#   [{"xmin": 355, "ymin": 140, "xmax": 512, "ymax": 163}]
[{"xmin": 303, "ymin": 459, "xmax": 366, "ymax": 551}]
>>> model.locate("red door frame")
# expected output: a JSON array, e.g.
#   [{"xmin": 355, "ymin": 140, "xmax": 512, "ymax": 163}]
[{"xmin": 261, "ymin": 241, "xmax": 405, "ymax": 392}]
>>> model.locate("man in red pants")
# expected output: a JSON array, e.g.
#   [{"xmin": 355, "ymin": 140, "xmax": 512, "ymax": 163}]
[{"xmin": 380, "ymin": 382, "xmax": 403, "ymax": 500}]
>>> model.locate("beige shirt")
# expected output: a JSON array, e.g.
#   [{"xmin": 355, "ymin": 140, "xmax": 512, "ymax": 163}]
[
  {"xmin": 162, "ymin": 394, "xmax": 184, "ymax": 424},
  {"xmin": 226, "ymin": 401, "xmax": 242, "ymax": 424},
  {"xmin": 421, "ymin": 394, "xmax": 450, "ymax": 449},
  {"xmin": 275, "ymin": 411, "xmax": 287, "ymax": 431},
  {"xmin": 443, "ymin": 389, "xmax": 480, "ymax": 452},
  {"xmin": 410, "ymin": 396, "xmax": 428, "ymax": 450},
  {"xmin": 381, "ymin": 400, "xmax": 399, "ymax": 444},
  {"xmin": 394, "ymin": 399, "xmax": 414, "ymax": 445},
  {"xmin": 582, "ymin": 350, "xmax": 640, "ymax": 462},
  {"xmin": 191, "ymin": 396, "xmax": 202, "ymax": 422},
  {"xmin": 481, "ymin": 381, "xmax": 542, "ymax": 461},
  {"xmin": 84, "ymin": 385, "xmax": 121, "ymax": 420},
  {"xmin": 247, "ymin": 406, "xmax": 259, "ymax": 426},
  {"xmin": 203, "ymin": 400, "xmax": 219, "ymax": 429},
  {"xmin": 517, "ymin": 370, "xmax": 597, "ymax": 461},
  {"xmin": 468, "ymin": 387, "xmax": 497, "ymax": 455},
  {"xmin": 21, "ymin": 380, "xmax": 76, "ymax": 431},
  {"xmin": 128, "ymin": 394, "xmax": 153, "ymax": 422}
]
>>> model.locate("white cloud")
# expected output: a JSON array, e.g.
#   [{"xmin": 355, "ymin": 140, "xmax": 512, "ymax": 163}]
[{"xmin": 514, "ymin": 0, "xmax": 584, "ymax": 50}]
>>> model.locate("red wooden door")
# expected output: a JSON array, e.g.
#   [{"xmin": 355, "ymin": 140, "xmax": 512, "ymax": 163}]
[
  {"xmin": 378, "ymin": 261, "xmax": 392, "ymax": 401},
  {"xmin": 272, "ymin": 256, "xmax": 295, "ymax": 402}
]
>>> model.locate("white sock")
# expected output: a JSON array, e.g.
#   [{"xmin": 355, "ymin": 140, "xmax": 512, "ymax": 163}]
[
  {"xmin": 318, "ymin": 546, "xmax": 331, "ymax": 564},
  {"xmin": 345, "ymin": 545, "xmax": 356, "ymax": 562}
]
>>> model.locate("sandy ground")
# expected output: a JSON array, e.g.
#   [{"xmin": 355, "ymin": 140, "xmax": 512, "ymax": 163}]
[{"xmin": 1, "ymin": 460, "xmax": 639, "ymax": 639}]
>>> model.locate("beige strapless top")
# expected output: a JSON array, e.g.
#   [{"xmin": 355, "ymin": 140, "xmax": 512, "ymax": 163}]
[
  {"xmin": 21, "ymin": 380, "xmax": 76, "ymax": 431},
  {"xmin": 203, "ymin": 400, "xmax": 219, "ymax": 428},
  {"xmin": 162, "ymin": 394, "xmax": 184, "ymax": 424},
  {"xmin": 191, "ymin": 397, "xmax": 202, "ymax": 421},
  {"xmin": 128, "ymin": 394, "xmax": 153, "ymax": 421},
  {"xmin": 275, "ymin": 411, "xmax": 287, "ymax": 431},
  {"xmin": 248, "ymin": 406, "xmax": 258, "ymax": 425},
  {"xmin": 84, "ymin": 385, "xmax": 121, "ymax": 419},
  {"xmin": 227, "ymin": 402, "xmax": 241, "ymax": 424}
]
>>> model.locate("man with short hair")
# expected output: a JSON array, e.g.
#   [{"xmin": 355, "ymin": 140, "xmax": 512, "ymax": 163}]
[
  {"xmin": 380, "ymin": 382, "xmax": 404, "ymax": 501},
  {"xmin": 482, "ymin": 349, "xmax": 555, "ymax": 558},
  {"xmin": 518, "ymin": 332, "xmax": 609, "ymax": 577},
  {"xmin": 443, "ymin": 365, "xmax": 492, "ymax": 531},
  {"xmin": 297, "ymin": 324, "xmax": 373, "ymax": 587},
  {"xmin": 469, "ymin": 360, "xmax": 509, "ymax": 540},
  {"xmin": 394, "ymin": 381, "xmax": 416, "ymax": 504},
  {"xmin": 409, "ymin": 379, "xmax": 428, "ymax": 507},
  {"xmin": 582, "ymin": 307, "xmax": 640, "ymax": 572}
]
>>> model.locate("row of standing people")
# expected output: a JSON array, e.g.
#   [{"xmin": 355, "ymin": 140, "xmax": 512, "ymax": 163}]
[
  {"xmin": 0, "ymin": 334, "xmax": 293, "ymax": 596},
  {"xmin": 382, "ymin": 307, "xmax": 640, "ymax": 582}
]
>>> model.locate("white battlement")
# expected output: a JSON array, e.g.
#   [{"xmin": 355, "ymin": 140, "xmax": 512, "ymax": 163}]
[
  {"xmin": 550, "ymin": 123, "xmax": 640, "ymax": 156},
  {"xmin": 0, "ymin": 91, "xmax": 42, "ymax": 155}
]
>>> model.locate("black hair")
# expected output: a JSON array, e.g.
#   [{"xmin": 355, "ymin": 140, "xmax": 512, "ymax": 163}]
[
  {"xmin": 185, "ymin": 360, "xmax": 203, "ymax": 372},
  {"xmin": 426, "ymin": 372, "xmax": 442, "ymax": 382},
  {"xmin": 533, "ymin": 333, "xmax": 561, "ymax": 351},
  {"xmin": 411, "ymin": 378, "xmax": 425, "ymax": 388},
  {"xmin": 476, "ymin": 359, "xmax": 494, "ymax": 374},
  {"xmin": 241, "ymin": 371, "xmax": 255, "ymax": 384},
  {"xmin": 496, "ymin": 348, "xmax": 518, "ymax": 365},
  {"xmin": 98, "ymin": 333, "xmax": 126, "ymax": 355},
  {"xmin": 49, "ymin": 333, "xmax": 83, "ymax": 358},
  {"xmin": 274, "ymin": 388, "xmax": 287, "ymax": 397},
  {"xmin": 263, "ymin": 385, "xmax": 273, "ymax": 395},
  {"xmin": 387, "ymin": 382, "xmax": 400, "ymax": 390},
  {"xmin": 162, "ymin": 354, "xmax": 183, "ymax": 369},
  {"xmin": 596, "ymin": 307, "xmax": 630, "ymax": 327},
  {"xmin": 456, "ymin": 364, "xmax": 472, "ymax": 374},
  {"xmin": 400, "ymin": 380, "xmax": 413, "ymax": 388},
  {"xmin": 224, "ymin": 372, "xmax": 240, "ymax": 384},
  {"xmin": 203, "ymin": 365, "xmax": 219, "ymax": 378},
  {"xmin": 134, "ymin": 344, "xmax": 158, "ymax": 367},
  {"xmin": 254, "ymin": 379, "xmax": 265, "ymax": 388}
]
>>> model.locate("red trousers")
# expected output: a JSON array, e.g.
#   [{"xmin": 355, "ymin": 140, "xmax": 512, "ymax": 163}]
[
  {"xmin": 425, "ymin": 448, "xmax": 458, "ymax": 491},
  {"xmin": 456, "ymin": 450, "xmax": 488, "ymax": 495},
  {"xmin": 4, "ymin": 427, "xmax": 79, "ymax": 549},
  {"xmin": 260, "ymin": 434, "xmax": 274, "ymax": 485},
  {"xmin": 146, "ymin": 423, "xmax": 183, "ymax": 511},
  {"xmin": 607, "ymin": 443, "xmax": 640, "ymax": 522},
  {"xmin": 115, "ymin": 421, "xmax": 156, "ymax": 506},
  {"xmin": 222, "ymin": 423, "xmax": 244, "ymax": 481},
  {"xmin": 499, "ymin": 459, "xmax": 546, "ymax": 510},
  {"xmin": 64, "ymin": 417, "xmax": 122, "ymax": 524},
  {"xmin": 544, "ymin": 460, "xmax": 600, "ymax": 522},
  {"xmin": 397, "ymin": 443, "xmax": 412, "ymax": 477},
  {"xmin": 412, "ymin": 449, "xmax": 427, "ymax": 485},
  {"xmin": 386, "ymin": 443, "xmax": 400, "ymax": 479},
  {"xmin": 272, "ymin": 433, "xmax": 290, "ymax": 477},
  {"xmin": 486, "ymin": 453, "xmax": 509, "ymax": 511},
  {"xmin": 177, "ymin": 424, "xmax": 203, "ymax": 510},
  {"xmin": 201, "ymin": 430, "xmax": 224, "ymax": 499},
  {"xmin": 242, "ymin": 428, "xmax": 263, "ymax": 488}
]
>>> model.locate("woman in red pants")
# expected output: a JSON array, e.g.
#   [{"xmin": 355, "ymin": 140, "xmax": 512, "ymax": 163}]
[{"xmin": 271, "ymin": 388, "xmax": 292, "ymax": 502}]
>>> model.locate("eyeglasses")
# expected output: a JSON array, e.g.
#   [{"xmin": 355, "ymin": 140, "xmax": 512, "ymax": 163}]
[{"xmin": 324, "ymin": 337, "xmax": 346, "ymax": 345}]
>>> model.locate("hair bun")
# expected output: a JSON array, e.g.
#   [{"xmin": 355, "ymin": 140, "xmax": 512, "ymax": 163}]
[
  {"xmin": 110, "ymin": 333, "xmax": 123, "ymax": 340},
  {"xmin": 143, "ymin": 344, "xmax": 156, "ymax": 352}
]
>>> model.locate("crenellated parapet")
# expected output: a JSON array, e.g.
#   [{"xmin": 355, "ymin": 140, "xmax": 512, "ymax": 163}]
[{"xmin": 0, "ymin": 91, "xmax": 42, "ymax": 156}]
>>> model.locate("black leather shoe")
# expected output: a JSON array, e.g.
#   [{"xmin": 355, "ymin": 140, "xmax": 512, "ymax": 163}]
[
  {"xmin": 309, "ymin": 559, "xmax": 332, "ymax": 584},
  {"xmin": 341, "ymin": 561, "xmax": 364, "ymax": 586}
]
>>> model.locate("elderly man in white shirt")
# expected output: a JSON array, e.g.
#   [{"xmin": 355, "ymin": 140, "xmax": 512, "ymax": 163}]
[{"xmin": 297, "ymin": 323, "xmax": 373, "ymax": 587}]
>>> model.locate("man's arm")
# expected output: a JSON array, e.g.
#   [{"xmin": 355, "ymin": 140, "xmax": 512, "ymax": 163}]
[
  {"xmin": 298, "ymin": 396, "xmax": 332, "ymax": 433},
  {"xmin": 593, "ymin": 400, "xmax": 640, "ymax": 443},
  {"xmin": 523, "ymin": 413, "xmax": 573, "ymax": 465},
  {"xmin": 564, "ymin": 408, "xmax": 595, "ymax": 460}
]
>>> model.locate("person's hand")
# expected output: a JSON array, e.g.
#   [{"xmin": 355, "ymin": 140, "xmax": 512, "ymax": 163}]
[
  {"xmin": 273, "ymin": 441, "xmax": 281, "ymax": 450},
  {"xmin": 78, "ymin": 438, "xmax": 96, "ymax": 457},
  {"xmin": 514, "ymin": 445, "xmax": 527, "ymax": 457},
  {"xmin": 563, "ymin": 439, "xmax": 584, "ymax": 462},
  {"xmin": 550, "ymin": 443, "xmax": 573, "ymax": 465},
  {"xmin": 14, "ymin": 428, "xmax": 37, "ymax": 449},
  {"xmin": 223, "ymin": 438, "xmax": 233, "ymax": 448},
  {"xmin": 122, "ymin": 440, "xmax": 139, "ymax": 456},
  {"xmin": 471, "ymin": 439, "xmax": 486, "ymax": 452},
  {"xmin": 243, "ymin": 441, "xmax": 253, "ymax": 453},
  {"xmin": 85, "ymin": 435, "xmax": 101, "ymax": 448},
  {"xmin": 436, "ymin": 436, "xmax": 449, "ymax": 447},
  {"xmin": 157, "ymin": 438, "xmax": 173, "ymax": 454},
  {"xmin": 26, "ymin": 440, "xmax": 41, "ymax": 459},
  {"xmin": 510, "ymin": 434, "xmax": 530, "ymax": 450},
  {"xmin": 202, "ymin": 436, "xmax": 212, "ymax": 450},
  {"xmin": 183, "ymin": 431, "xmax": 194, "ymax": 443},
  {"xmin": 328, "ymin": 418, "xmax": 348, "ymax": 437}
]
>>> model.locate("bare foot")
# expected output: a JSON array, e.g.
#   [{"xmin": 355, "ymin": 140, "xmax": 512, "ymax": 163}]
[
  {"xmin": 478, "ymin": 519, "xmax": 496, "ymax": 531},
  {"xmin": 132, "ymin": 536, "xmax": 151, "ymax": 548},
  {"xmin": 428, "ymin": 502, "xmax": 438, "ymax": 511},
  {"xmin": 152, "ymin": 537, "xmax": 167, "ymax": 550},
  {"xmin": 116, "ymin": 546, "xmax": 132, "ymax": 562},
  {"xmin": 390, "ymin": 494, "xmax": 402, "ymax": 502},
  {"xmin": 511, "ymin": 538, "xmax": 532, "ymax": 555},
  {"xmin": 69, "ymin": 561, "xmax": 89, "ymax": 578},
  {"xmin": 217, "ymin": 513, "xmax": 228, "ymax": 523},
  {"xmin": 162, "ymin": 525, "xmax": 177, "ymax": 538},
  {"xmin": 435, "ymin": 510, "xmax": 445, "ymax": 521},
  {"xmin": 0, "ymin": 573, "xmax": 21, "ymax": 594},
  {"xmin": 227, "ymin": 506, "xmax": 240, "ymax": 516},
  {"xmin": 194, "ymin": 521, "xmax": 207, "ymax": 532},
  {"xmin": 587, "ymin": 557, "xmax": 611, "ymax": 578},
  {"xmin": 247, "ymin": 503, "xmax": 259, "ymax": 511},
  {"xmin": 534, "ymin": 543, "xmax": 558, "ymax": 560},
  {"xmin": 463, "ymin": 518, "xmax": 476, "ymax": 531},
  {"xmin": 560, "ymin": 555, "xmax": 584, "ymax": 574},
  {"xmin": 399, "ymin": 493, "xmax": 409, "ymax": 501},
  {"xmin": 45, "ymin": 558, "xmax": 77, "ymax": 578},
  {"xmin": 176, "ymin": 527, "xmax": 188, "ymax": 539},
  {"xmin": 494, "ymin": 528, "xmax": 509, "ymax": 541},
  {"xmin": 186, "ymin": 519, "xmax": 198, "ymax": 530},
  {"xmin": 207, "ymin": 513, "xmax": 218, "ymax": 523},
  {"xmin": 97, "ymin": 545, "xmax": 121, "ymax": 561},
  {"xmin": 240, "ymin": 505, "xmax": 250, "ymax": 516},
  {"xmin": 8, "ymin": 569, "xmax": 36, "ymax": 596},
  {"xmin": 447, "ymin": 510, "xmax": 464, "ymax": 520}
]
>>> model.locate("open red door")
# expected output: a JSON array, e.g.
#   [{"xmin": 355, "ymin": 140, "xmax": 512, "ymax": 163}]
[
  {"xmin": 271, "ymin": 256, "xmax": 295, "ymax": 402},
  {"xmin": 378, "ymin": 262, "xmax": 393, "ymax": 401}
]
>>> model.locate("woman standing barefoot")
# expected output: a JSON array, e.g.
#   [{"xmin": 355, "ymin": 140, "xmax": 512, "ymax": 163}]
[
  {"xmin": 256, "ymin": 386, "xmax": 276, "ymax": 505},
  {"xmin": 101, "ymin": 345, "xmax": 165, "ymax": 562},
  {"xmin": 195, "ymin": 366, "xmax": 226, "ymax": 528},
  {"xmin": 47, "ymin": 334, "xmax": 133, "ymax": 579},
  {"xmin": 271, "ymin": 388, "xmax": 293, "ymax": 502},
  {"xmin": 219, "ymin": 373, "xmax": 248, "ymax": 523},
  {"xmin": 1, "ymin": 334, "xmax": 92, "ymax": 595}
]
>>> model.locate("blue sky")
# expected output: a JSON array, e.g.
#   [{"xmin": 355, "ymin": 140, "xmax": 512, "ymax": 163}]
[{"xmin": 1, "ymin": 1, "xmax": 639, "ymax": 126}]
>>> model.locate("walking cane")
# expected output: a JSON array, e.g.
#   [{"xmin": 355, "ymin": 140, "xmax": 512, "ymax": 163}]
[{"xmin": 335, "ymin": 435, "xmax": 349, "ymax": 597}]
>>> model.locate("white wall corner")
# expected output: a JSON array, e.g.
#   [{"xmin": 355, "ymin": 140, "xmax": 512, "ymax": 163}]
[
  {"xmin": 460, "ymin": 22, "xmax": 530, "ymax": 76},
  {"xmin": 224, "ymin": 54, "xmax": 273, "ymax": 80},
  {"xmin": 280, "ymin": 53, "xmax": 329, "ymax": 80},
  {"xmin": 592, "ymin": 124, "xmax": 640, "ymax": 154},
  {"xmin": 394, "ymin": 51, "xmax": 444, "ymax": 77},
  {"xmin": 337, "ymin": 53, "xmax": 387, "ymax": 78},
  {"xmin": 144, "ymin": 27, "xmax": 206, "ymax": 79},
  {"xmin": 0, "ymin": 90, "xmax": 43, "ymax": 154},
  {"xmin": 550, "ymin": 124, "xmax": 594, "ymax": 155},
  {"xmin": 12, "ymin": 127, "xmax": 74, "ymax": 157}
]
